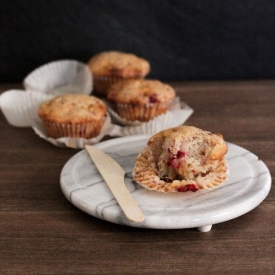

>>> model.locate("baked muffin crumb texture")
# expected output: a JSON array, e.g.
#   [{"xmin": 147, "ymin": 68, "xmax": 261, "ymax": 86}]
[{"xmin": 133, "ymin": 126, "xmax": 229, "ymax": 192}]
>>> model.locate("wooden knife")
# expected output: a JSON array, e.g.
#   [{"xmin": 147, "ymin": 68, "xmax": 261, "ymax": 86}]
[{"xmin": 85, "ymin": 145, "xmax": 145, "ymax": 222}]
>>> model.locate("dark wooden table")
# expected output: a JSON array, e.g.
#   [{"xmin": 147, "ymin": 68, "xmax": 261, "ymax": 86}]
[{"xmin": 1, "ymin": 81, "xmax": 274, "ymax": 275}]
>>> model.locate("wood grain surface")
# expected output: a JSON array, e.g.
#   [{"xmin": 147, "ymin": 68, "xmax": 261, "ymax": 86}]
[{"xmin": 0, "ymin": 81, "xmax": 274, "ymax": 275}]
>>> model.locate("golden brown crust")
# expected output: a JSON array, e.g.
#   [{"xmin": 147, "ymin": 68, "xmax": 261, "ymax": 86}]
[
  {"xmin": 133, "ymin": 126, "xmax": 229, "ymax": 192},
  {"xmin": 107, "ymin": 79, "xmax": 175, "ymax": 105},
  {"xmin": 38, "ymin": 94, "xmax": 107, "ymax": 124},
  {"xmin": 87, "ymin": 51, "xmax": 150, "ymax": 78}
]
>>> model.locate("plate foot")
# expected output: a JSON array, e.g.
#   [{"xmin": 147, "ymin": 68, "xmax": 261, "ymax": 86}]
[{"xmin": 197, "ymin": 225, "xmax": 212, "ymax": 232}]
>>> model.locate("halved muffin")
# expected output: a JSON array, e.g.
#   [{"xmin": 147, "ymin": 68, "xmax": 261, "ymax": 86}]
[{"xmin": 133, "ymin": 126, "xmax": 229, "ymax": 192}]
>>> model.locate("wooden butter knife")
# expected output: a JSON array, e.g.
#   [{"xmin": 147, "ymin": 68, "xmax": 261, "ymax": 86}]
[{"xmin": 85, "ymin": 145, "xmax": 145, "ymax": 222}]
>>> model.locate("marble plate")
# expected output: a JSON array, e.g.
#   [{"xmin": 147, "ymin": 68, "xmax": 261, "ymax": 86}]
[{"xmin": 60, "ymin": 135, "xmax": 271, "ymax": 232}]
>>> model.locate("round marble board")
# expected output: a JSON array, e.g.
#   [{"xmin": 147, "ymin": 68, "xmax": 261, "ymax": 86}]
[{"xmin": 60, "ymin": 135, "xmax": 271, "ymax": 232}]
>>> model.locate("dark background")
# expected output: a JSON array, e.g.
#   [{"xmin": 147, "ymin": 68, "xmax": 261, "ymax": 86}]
[{"xmin": 1, "ymin": 0, "xmax": 275, "ymax": 82}]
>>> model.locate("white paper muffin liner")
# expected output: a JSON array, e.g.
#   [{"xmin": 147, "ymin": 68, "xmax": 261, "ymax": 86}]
[
  {"xmin": 107, "ymin": 102, "xmax": 193, "ymax": 137},
  {"xmin": 23, "ymin": 60, "xmax": 93, "ymax": 96},
  {"xmin": 93, "ymin": 75, "xmax": 125, "ymax": 96},
  {"xmin": 41, "ymin": 118, "xmax": 106, "ymax": 139},
  {"xmin": 114, "ymin": 101, "xmax": 171, "ymax": 122},
  {"xmin": 1, "ymin": 88, "xmax": 193, "ymax": 148},
  {"xmin": 0, "ymin": 90, "xmax": 53, "ymax": 127},
  {"xmin": 32, "ymin": 113, "xmax": 114, "ymax": 149},
  {"xmin": 31, "ymin": 100, "xmax": 193, "ymax": 148},
  {"xmin": 106, "ymin": 97, "xmax": 182, "ymax": 126}
]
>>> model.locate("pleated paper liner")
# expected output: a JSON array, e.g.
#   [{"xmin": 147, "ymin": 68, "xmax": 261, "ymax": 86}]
[
  {"xmin": 0, "ymin": 90, "xmax": 53, "ymax": 127},
  {"xmin": 105, "ymin": 97, "xmax": 183, "ymax": 126},
  {"xmin": 23, "ymin": 60, "xmax": 93, "ymax": 96},
  {"xmin": 0, "ymin": 59, "xmax": 193, "ymax": 148},
  {"xmin": 0, "ymin": 87, "xmax": 193, "ymax": 148},
  {"xmin": 32, "ymin": 113, "xmax": 114, "ymax": 149},
  {"xmin": 0, "ymin": 59, "xmax": 94, "ymax": 127},
  {"xmin": 93, "ymin": 75, "xmax": 124, "ymax": 96},
  {"xmin": 41, "ymin": 118, "xmax": 106, "ymax": 139},
  {"xmin": 31, "ymin": 100, "xmax": 194, "ymax": 149},
  {"xmin": 107, "ymin": 105, "xmax": 194, "ymax": 137}
]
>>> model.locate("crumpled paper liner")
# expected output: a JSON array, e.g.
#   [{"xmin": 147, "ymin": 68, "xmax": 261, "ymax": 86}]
[
  {"xmin": 105, "ymin": 97, "xmax": 182, "ymax": 126},
  {"xmin": 92, "ymin": 75, "xmax": 125, "ymax": 96},
  {"xmin": 0, "ymin": 90, "xmax": 54, "ymax": 127},
  {"xmin": 32, "ymin": 113, "xmax": 114, "ymax": 148},
  {"xmin": 1, "ymin": 89, "xmax": 193, "ymax": 149},
  {"xmin": 1, "ymin": 87, "xmax": 193, "ymax": 148},
  {"xmin": 0, "ymin": 60, "xmax": 193, "ymax": 148},
  {"xmin": 0, "ymin": 59, "xmax": 94, "ymax": 127},
  {"xmin": 108, "ymin": 103, "xmax": 193, "ymax": 137},
  {"xmin": 23, "ymin": 59, "xmax": 93, "ymax": 96}
]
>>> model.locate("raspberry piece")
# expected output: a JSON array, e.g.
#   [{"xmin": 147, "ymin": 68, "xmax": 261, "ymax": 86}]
[
  {"xmin": 167, "ymin": 157, "xmax": 181, "ymax": 169},
  {"xmin": 177, "ymin": 184, "xmax": 199, "ymax": 192},
  {"xmin": 167, "ymin": 150, "xmax": 186, "ymax": 169},
  {"xmin": 177, "ymin": 151, "xmax": 185, "ymax": 158},
  {"xmin": 149, "ymin": 94, "xmax": 158, "ymax": 103}
]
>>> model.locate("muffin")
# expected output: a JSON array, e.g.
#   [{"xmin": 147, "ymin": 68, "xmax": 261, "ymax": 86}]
[
  {"xmin": 87, "ymin": 51, "xmax": 150, "ymax": 95},
  {"xmin": 38, "ymin": 94, "xmax": 107, "ymax": 139},
  {"xmin": 107, "ymin": 79, "xmax": 176, "ymax": 122},
  {"xmin": 133, "ymin": 126, "xmax": 229, "ymax": 192}
]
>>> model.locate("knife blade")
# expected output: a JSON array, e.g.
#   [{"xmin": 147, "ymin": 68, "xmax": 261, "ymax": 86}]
[{"xmin": 85, "ymin": 145, "xmax": 145, "ymax": 222}]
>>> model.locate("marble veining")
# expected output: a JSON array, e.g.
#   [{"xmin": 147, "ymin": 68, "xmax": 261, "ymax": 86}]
[{"xmin": 60, "ymin": 135, "xmax": 271, "ymax": 232}]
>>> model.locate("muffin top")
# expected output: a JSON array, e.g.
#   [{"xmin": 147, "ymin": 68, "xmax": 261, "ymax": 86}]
[
  {"xmin": 148, "ymin": 126, "xmax": 228, "ymax": 168},
  {"xmin": 107, "ymin": 79, "xmax": 175, "ymax": 105},
  {"xmin": 38, "ymin": 94, "xmax": 107, "ymax": 124},
  {"xmin": 87, "ymin": 51, "xmax": 150, "ymax": 78}
]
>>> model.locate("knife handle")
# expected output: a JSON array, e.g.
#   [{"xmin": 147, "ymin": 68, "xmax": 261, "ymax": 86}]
[{"xmin": 85, "ymin": 145, "xmax": 145, "ymax": 222}]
